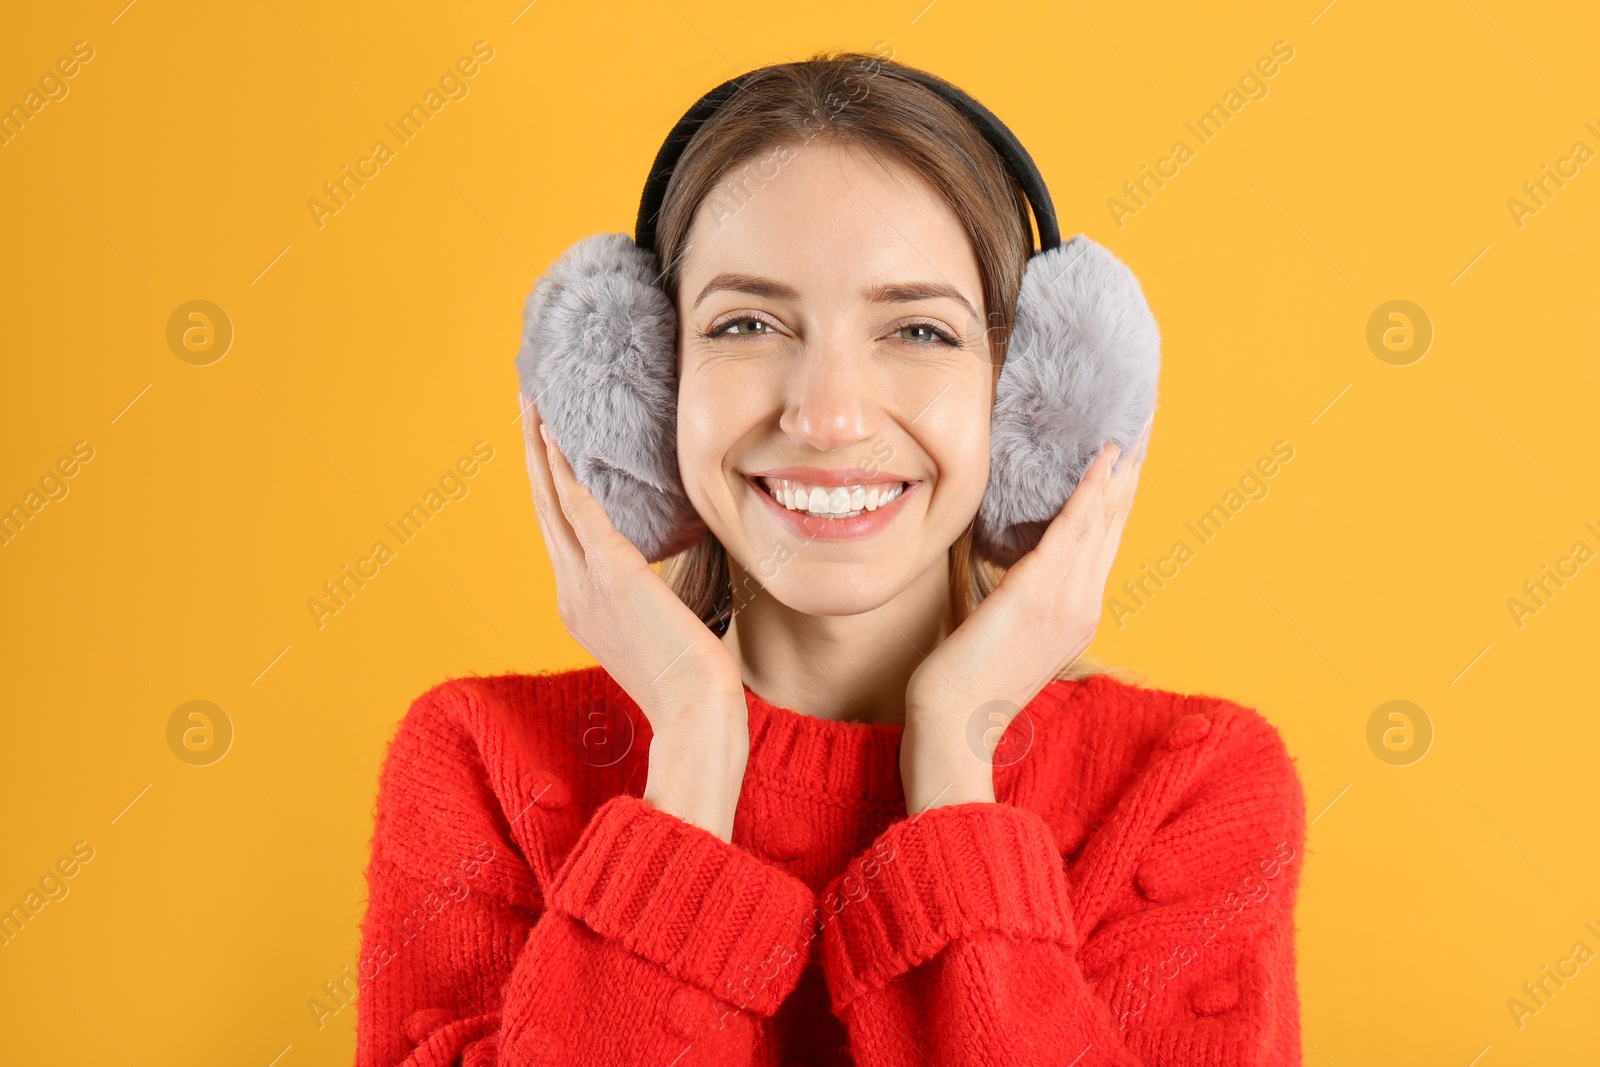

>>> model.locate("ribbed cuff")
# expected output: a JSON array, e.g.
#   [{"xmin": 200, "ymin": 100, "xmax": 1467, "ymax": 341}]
[
  {"xmin": 549, "ymin": 795, "xmax": 817, "ymax": 1017},
  {"xmin": 819, "ymin": 802, "xmax": 1076, "ymax": 1011}
]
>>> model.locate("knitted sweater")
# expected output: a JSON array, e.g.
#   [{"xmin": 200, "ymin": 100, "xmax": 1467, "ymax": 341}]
[{"xmin": 355, "ymin": 666, "xmax": 1306, "ymax": 1066}]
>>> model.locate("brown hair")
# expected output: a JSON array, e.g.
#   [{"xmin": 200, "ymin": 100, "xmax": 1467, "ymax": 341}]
[{"xmin": 653, "ymin": 50, "xmax": 1133, "ymax": 685}]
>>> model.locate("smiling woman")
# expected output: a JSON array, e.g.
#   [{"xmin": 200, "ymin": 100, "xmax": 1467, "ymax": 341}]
[
  {"xmin": 639, "ymin": 66, "xmax": 1160, "ymax": 668},
  {"xmin": 670, "ymin": 137, "xmax": 1001, "ymax": 648},
  {"xmin": 357, "ymin": 50, "xmax": 1306, "ymax": 1067}
]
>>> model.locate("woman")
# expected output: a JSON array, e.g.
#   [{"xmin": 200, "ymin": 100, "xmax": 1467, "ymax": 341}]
[{"xmin": 356, "ymin": 51, "xmax": 1306, "ymax": 1066}]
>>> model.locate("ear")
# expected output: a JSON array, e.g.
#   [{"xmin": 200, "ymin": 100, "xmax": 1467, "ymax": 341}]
[
  {"xmin": 973, "ymin": 235, "xmax": 1161, "ymax": 567},
  {"xmin": 514, "ymin": 232, "xmax": 708, "ymax": 562}
]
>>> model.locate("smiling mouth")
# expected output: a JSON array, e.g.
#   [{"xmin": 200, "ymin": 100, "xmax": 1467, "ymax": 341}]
[{"xmin": 753, "ymin": 476, "xmax": 911, "ymax": 520}]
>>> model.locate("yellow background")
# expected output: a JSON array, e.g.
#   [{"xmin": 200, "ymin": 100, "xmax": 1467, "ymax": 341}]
[{"xmin": 2, "ymin": 0, "xmax": 1596, "ymax": 1062}]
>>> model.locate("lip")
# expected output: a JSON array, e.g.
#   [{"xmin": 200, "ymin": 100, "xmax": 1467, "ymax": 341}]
[
  {"xmin": 746, "ymin": 473, "xmax": 919, "ymax": 542},
  {"xmin": 744, "ymin": 464, "xmax": 916, "ymax": 487}
]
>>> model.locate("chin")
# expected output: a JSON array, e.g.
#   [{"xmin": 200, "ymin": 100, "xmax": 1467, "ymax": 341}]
[{"xmin": 736, "ymin": 552, "xmax": 932, "ymax": 619}]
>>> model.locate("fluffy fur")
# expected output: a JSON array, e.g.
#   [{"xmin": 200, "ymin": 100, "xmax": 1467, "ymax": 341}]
[
  {"xmin": 515, "ymin": 232, "xmax": 1160, "ymax": 568},
  {"xmin": 973, "ymin": 235, "xmax": 1161, "ymax": 566},
  {"xmin": 514, "ymin": 232, "xmax": 708, "ymax": 563}
]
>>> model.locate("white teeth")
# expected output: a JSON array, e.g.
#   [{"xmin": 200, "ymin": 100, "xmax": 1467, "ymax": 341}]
[{"xmin": 758, "ymin": 477, "xmax": 906, "ymax": 518}]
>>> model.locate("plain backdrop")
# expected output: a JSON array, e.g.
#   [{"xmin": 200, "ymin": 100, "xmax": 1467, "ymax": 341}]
[{"xmin": 1, "ymin": 0, "xmax": 1597, "ymax": 1063}]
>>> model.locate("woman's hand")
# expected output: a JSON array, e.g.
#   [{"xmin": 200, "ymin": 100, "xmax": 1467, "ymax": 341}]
[
  {"xmin": 519, "ymin": 392, "xmax": 749, "ymax": 841},
  {"xmin": 900, "ymin": 416, "xmax": 1153, "ymax": 814}
]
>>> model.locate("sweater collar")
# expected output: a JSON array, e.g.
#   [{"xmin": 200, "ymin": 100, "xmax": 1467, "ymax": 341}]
[
  {"xmin": 740, "ymin": 682, "xmax": 907, "ymax": 808},
  {"xmin": 737, "ymin": 677, "xmax": 1087, "ymax": 808}
]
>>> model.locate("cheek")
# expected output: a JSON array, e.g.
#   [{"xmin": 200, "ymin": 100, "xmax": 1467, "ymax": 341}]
[
  {"xmin": 914, "ymin": 386, "xmax": 992, "ymax": 510},
  {"xmin": 675, "ymin": 356, "xmax": 764, "ymax": 505},
  {"xmin": 675, "ymin": 380, "xmax": 720, "ymax": 500}
]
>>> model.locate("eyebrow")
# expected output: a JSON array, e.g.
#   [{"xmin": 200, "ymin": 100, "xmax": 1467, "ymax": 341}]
[
  {"xmin": 693, "ymin": 273, "xmax": 799, "ymax": 310},
  {"xmin": 867, "ymin": 281, "xmax": 979, "ymax": 321},
  {"xmin": 692, "ymin": 273, "xmax": 978, "ymax": 320}
]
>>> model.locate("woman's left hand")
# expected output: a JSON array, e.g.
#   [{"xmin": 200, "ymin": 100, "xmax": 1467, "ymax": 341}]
[{"xmin": 901, "ymin": 416, "xmax": 1152, "ymax": 814}]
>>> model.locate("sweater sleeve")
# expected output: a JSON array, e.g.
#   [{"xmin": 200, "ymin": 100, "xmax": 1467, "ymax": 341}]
[
  {"xmin": 817, "ymin": 707, "xmax": 1305, "ymax": 1067},
  {"xmin": 355, "ymin": 683, "xmax": 818, "ymax": 1067}
]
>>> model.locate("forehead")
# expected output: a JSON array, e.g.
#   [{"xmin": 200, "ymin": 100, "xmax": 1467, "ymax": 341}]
[{"xmin": 678, "ymin": 138, "xmax": 982, "ymax": 305}]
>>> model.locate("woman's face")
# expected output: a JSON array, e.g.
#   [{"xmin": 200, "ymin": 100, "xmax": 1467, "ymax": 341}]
[{"xmin": 675, "ymin": 137, "xmax": 996, "ymax": 618}]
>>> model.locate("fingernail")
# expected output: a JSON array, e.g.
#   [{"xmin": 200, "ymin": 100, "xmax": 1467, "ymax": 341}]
[{"xmin": 538, "ymin": 422, "xmax": 550, "ymax": 447}]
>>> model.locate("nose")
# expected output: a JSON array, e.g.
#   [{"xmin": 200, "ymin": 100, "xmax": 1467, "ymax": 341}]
[{"xmin": 778, "ymin": 336, "xmax": 880, "ymax": 452}]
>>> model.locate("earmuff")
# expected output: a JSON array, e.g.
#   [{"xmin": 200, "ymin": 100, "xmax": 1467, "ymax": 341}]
[{"xmin": 514, "ymin": 62, "xmax": 1160, "ymax": 568}]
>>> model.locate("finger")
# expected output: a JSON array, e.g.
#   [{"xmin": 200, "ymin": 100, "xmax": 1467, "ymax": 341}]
[
  {"xmin": 1112, "ymin": 417, "xmax": 1153, "ymax": 522},
  {"xmin": 519, "ymin": 393, "xmax": 554, "ymax": 519},
  {"xmin": 539, "ymin": 407, "xmax": 648, "ymax": 577},
  {"xmin": 1091, "ymin": 417, "xmax": 1151, "ymax": 552},
  {"xmin": 1110, "ymin": 413, "xmax": 1153, "ymax": 478},
  {"xmin": 1071, "ymin": 419, "xmax": 1152, "ymax": 606},
  {"xmin": 519, "ymin": 392, "xmax": 553, "ymax": 540},
  {"xmin": 1052, "ymin": 443, "xmax": 1132, "ymax": 609},
  {"xmin": 1029, "ymin": 442, "xmax": 1122, "ymax": 566},
  {"xmin": 1072, "ymin": 415, "xmax": 1150, "ymax": 559},
  {"xmin": 541, "ymin": 414, "xmax": 617, "ymax": 562},
  {"xmin": 520, "ymin": 392, "xmax": 581, "ymax": 568},
  {"xmin": 521, "ymin": 412, "xmax": 560, "ymax": 566}
]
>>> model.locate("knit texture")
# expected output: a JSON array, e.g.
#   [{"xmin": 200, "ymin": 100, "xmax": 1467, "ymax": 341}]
[{"xmin": 355, "ymin": 666, "xmax": 1306, "ymax": 1065}]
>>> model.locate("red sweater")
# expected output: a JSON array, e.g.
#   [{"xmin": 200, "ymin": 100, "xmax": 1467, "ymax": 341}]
[{"xmin": 355, "ymin": 666, "xmax": 1306, "ymax": 1066}]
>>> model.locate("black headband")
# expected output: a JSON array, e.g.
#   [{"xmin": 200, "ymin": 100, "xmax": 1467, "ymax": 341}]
[{"xmin": 632, "ymin": 63, "xmax": 1060, "ymax": 257}]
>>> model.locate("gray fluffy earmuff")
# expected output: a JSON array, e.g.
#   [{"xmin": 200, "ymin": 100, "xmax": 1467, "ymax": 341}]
[
  {"xmin": 514, "ymin": 232, "xmax": 709, "ymax": 563},
  {"xmin": 973, "ymin": 234, "xmax": 1160, "ymax": 566},
  {"xmin": 514, "ymin": 230, "xmax": 1160, "ymax": 567}
]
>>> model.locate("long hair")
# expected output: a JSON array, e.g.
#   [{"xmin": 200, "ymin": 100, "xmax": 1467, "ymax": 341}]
[{"xmin": 652, "ymin": 50, "xmax": 1136, "ymax": 685}]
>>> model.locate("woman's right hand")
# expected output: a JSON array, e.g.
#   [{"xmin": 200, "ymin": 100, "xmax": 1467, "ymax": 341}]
[{"xmin": 519, "ymin": 391, "xmax": 750, "ymax": 841}]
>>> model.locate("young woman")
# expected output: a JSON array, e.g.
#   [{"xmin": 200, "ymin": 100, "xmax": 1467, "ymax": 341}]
[{"xmin": 356, "ymin": 52, "xmax": 1306, "ymax": 1067}]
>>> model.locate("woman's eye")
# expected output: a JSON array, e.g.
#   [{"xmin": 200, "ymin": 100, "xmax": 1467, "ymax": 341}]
[
  {"xmin": 896, "ymin": 322, "xmax": 959, "ymax": 347},
  {"xmin": 711, "ymin": 318, "xmax": 774, "ymax": 338},
  {"xmin": 705, "ymin": 318, "xmax": 960, "ymax": 347}
]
